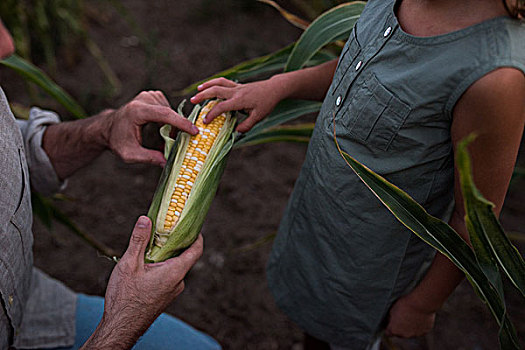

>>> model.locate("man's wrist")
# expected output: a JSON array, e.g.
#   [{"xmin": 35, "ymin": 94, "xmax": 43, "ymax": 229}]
[
  {"xmin": 84, "ymin": 108, "xmax": 115, "ymax": 151},
  {"xmin": 82, "ymin": 311, "xmax": 149, "ymax": 350}
]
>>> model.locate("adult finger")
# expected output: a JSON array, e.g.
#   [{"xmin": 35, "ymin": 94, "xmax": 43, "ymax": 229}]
[
  {"xmin": 140, "ymin": 105, "xmax": 199, "ymax": 135},
  {"xmin": 190, "ymin": 86, "xmax": 233, "ymax": 104},
  {"xmin": 203, "ymin": 99, "xmax": 239, "ymax": 124},
  {"xmin": 148, "ymin": 90, "xmax": 171, "ymax": 107},
  {"xmin": 122, "ymin": 216, "xmax": 152, "ymax": 267},
  {"xmin": 164, "ymin": 234, "xmax": 204, "ymax": 274},
  {"xmin": 120, "ymin": 146, "xmax": 167, "ymax": 167},
  {"xmin": 197, "ymin": 77, "xmax": 237, "ymax": 91},
  {"xmin": 135, "ymin": 91, "xmax": 163, "ymax": 106}
]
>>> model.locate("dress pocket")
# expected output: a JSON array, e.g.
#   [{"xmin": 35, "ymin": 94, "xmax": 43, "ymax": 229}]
[{"xmin": 343, "ymin": 73, "xmax": 410, "ymax": 151}]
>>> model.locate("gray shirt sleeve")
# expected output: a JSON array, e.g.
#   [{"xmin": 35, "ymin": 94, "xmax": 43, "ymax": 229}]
[{"xmin": 16, "ymin": 107, "xmax": 66, "ymax": 196}]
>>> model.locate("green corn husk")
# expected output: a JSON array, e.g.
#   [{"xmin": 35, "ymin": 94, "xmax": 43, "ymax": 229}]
[{"xmin": 145, "ymin": 100, "xmax": 237, "ymax": 263}]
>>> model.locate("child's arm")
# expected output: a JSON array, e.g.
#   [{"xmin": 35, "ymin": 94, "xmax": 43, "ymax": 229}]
[
  {"xmin": 386, "ymin": 67, "xmax": 525, "ymax": 338},
  {"xmin": 190, "ymin": 59, "xmax": 338, "ymax": 132}
]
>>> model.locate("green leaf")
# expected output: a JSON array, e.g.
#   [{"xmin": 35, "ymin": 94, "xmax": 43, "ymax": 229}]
[
  {"xmin": 285, "ymin": 1, "xmax": 365, "ymax": 72},
  {"xmin": 457, "ymin": 135, "xmax": 525, "ymax": 299},
  {"xmin": 0, "ymin": 54, "xmax": 86, "ymax": 118},
  {"xmin": 233, "ymin": 232, "xmax": 277, "ymax": 253},
  {"xmin": 31, "ymin": 192, "xmax": 53, "ymax": 229},
  {"xmin": 180, "ymin": 45, "xmax": 337, "ymax": 95},
  {"xmin": 236, "ymin": 99, "xmax": 321, "ymax": 147},
  {"xmin": 507, "ymin": 232, "xmax": 525, "ymax": 243},
  {"xmin": 335, "ymin": 139, "xmax": 520, "ymax": 349},
  {"xmin": 31, "ymin": 192, "xmax": 119, "ymax": 258},
  {"xmin": 257, "ymin": 0, "xmax": 310, "ymax": 30},
  {"xmin": 180, "ymin": 45, "xmax": 294, "ymax": 94},
  {"xmin": 235, "ymin": 123, "xmax": 314, "ymax": 147}
]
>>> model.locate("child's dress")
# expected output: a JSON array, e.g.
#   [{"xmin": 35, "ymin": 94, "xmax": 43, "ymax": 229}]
[{"xmin": 266, "ymin": 0, "xmax": 525, "ymax": 348}]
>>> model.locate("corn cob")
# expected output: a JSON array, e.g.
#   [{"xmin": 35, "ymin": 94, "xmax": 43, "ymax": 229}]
[
  {"xmin": 146, "ymin": 100, "xmax": 236, "ymax": 262},
  {"xmin": 155, "ymin": 101, "xmax": 226, "ymax": 245}
]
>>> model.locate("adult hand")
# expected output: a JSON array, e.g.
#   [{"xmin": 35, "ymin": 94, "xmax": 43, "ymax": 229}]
[
  {"xmin": 43, "ymin": 90, "xmax": 197, "ymax": 180},
  {"xmin": 106, "ymin": 216, "xmax": 203, "ymax": 325},
  {"xmin": 190, "ymin": 77, "xmax": 283, "ymax": 133},
  {"xmin": 385, "ymin": 293, "xmax": 436, "ymax": 338},
  {"xmin": 82, "ymin": 216, "xmax": 203, "ymax": 349},
  {"xmin": 103, "ymin": 91, "xmax": 199, "ymax": 166}
]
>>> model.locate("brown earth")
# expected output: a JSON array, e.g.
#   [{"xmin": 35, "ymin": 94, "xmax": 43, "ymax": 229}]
[{"xmin": 1, "ymin": 1, "xmax": 524, "ymax": 349}]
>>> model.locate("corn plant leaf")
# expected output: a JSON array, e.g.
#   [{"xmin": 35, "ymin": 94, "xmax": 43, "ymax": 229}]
[
  {"xmin": 180, "ymin": 45, "xmax": 293, "ymax": 94},
  {"xmin": 236, "ymin": 99, "xmax": 321, "ymax": 147},
  {"xmin": 285, "ymin": 1, "xmax": 365, "ymax": 72},
  {"xmin": 0, "ymin": 54, "xmax": 86, "ymax": 118},
  {"xmin": 457, "ymin": 135, "xmax": 525, "ymax": 299},
  {"xmin": 507, "ymin": 232, "xmax": 525, "ymax": 243},
  {"xmin": 180, "ymin": 45, "xmax": 336, "ymax": 95},
  {"xmin": 236, "ymin": 123, "xmax": 314, "ymax": 147},
  {"xmin": 257, "ymin": 0, "xmax": 310, "ymax": 30},
  {"xmin": 233, "ymin": 232, "xmax": 277, "ymax": 253},
  {"xmin": 31, "ymin": 192, "xmax": 119, "ymax": 258},
  {"xmin": 31, "ymin": 192, "xmax": 53, "ymax": 229},
  {"xmin": 335, "ymin": 140, "xmax": 520, "ymax": 349}
]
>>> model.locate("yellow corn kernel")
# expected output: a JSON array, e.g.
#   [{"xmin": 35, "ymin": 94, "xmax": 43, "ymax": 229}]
[{"xmin": 160, "ymin": 101, "xmax": 226, "ymax": 232}]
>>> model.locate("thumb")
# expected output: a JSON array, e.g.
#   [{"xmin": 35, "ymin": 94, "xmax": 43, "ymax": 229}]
[{"xmin": 123, "ymin": 216, "xmax": 152, "ymax": 266}]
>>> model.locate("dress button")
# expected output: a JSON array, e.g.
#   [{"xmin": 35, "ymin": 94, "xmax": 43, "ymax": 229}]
[
  {"xmin": 355, "ymin": 60, "xmax": 362, "ymax": 70},
  {"xmin": 335, "ymin": 96, "xmax": 342, "ymax": 106},
  {"xmin": 383, "ymin": 26, "xmax": 392, "ymax": 37}
]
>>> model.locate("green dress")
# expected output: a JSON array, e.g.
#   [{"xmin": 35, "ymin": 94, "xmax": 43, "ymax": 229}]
[{"xmin": 266, "ymin": 0, "xmax": 525, "ymax": 348}]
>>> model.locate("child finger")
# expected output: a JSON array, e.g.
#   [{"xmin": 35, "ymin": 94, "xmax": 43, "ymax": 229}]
[
  {"xmin": 198, "ymin": 77, "xmax": 237, "ymax": 91},
  {"xmin": 236, "ymin": 114, "xmax": 262, "ymax": 132},
  {"xmin": 191, "ymin": 86, "xmax": 233, "ymax": 104},
  {"xmin": 204, "ymin": 99, "xmax": 239, "ymax": 124}
]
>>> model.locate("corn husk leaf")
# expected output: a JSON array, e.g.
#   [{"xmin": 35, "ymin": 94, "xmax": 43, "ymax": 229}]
[{"xmin": 146, "ymin": 101, "xmax": 236, "ymax": 262}]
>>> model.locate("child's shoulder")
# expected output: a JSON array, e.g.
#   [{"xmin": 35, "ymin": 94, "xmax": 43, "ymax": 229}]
[{"xmin": 500, "ymin": 19, "xmax": 525, "ymax": 64}]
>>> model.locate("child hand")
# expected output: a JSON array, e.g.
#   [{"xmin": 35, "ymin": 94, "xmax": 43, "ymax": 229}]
[
  {"xmin": 190, "ymin": 77, "xmax": 283, "ymax": 133},
  {"xmin": 385, "ymin": 293, "xmax": 436, "ymax": 338}
]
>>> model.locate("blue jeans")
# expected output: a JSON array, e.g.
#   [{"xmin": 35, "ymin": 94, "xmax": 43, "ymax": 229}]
[{"xmin": 55, "ymin": 294, "xmax": 221, "ymax": 350}]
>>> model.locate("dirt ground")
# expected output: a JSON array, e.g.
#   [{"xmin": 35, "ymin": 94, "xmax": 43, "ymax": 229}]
[{"xmin": 1, "ymin": 1, "xmax": 524, "ymax": 349}]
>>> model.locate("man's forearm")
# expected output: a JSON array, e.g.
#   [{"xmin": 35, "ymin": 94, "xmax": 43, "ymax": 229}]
[
  {"xmin": 269, "ymin": 59, "xmax": 338, "ymax": 102},
  {"xmin": 42, "ymin": 109, "xmax": 114, "ymax": 180},
  {"xmin": 81, "ymin": 311, "xmax": 153, "ymax": 350}
]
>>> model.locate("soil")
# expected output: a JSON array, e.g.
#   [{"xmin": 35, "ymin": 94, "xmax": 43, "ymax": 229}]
[{"xmin": 1, "ymin": 1, "xmax": 524, "ymax": 349}]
